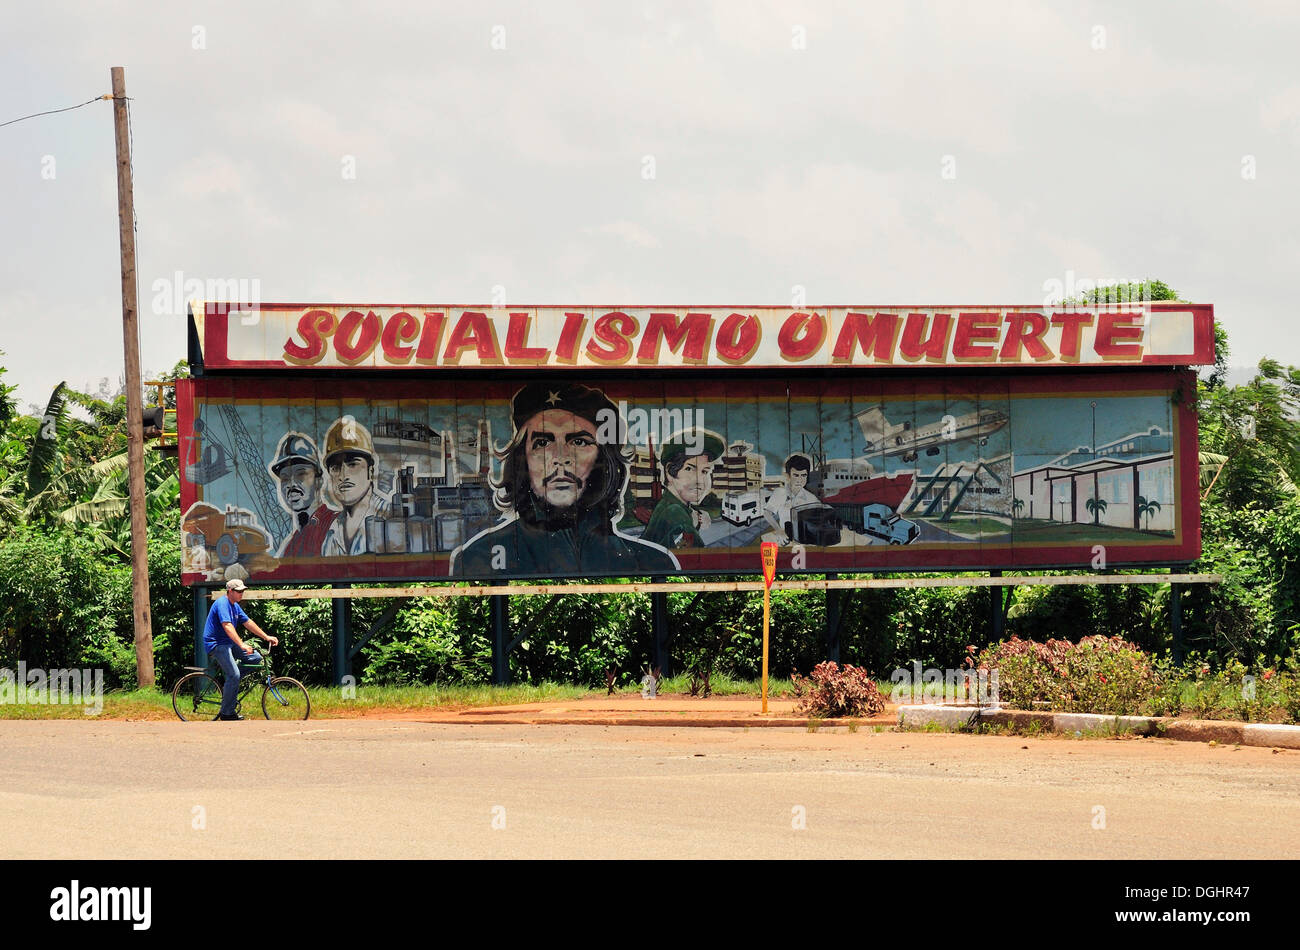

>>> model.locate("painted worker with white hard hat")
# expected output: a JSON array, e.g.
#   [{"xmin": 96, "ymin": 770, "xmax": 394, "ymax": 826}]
[{"xmin": 319, "ymin": 415, "xmax": 390, "ymax": 557}]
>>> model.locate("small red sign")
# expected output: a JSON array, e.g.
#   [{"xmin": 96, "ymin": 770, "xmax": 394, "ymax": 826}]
[{"xmin": 760, "ymin": 542, "xmax": 777, "ymax": 588}]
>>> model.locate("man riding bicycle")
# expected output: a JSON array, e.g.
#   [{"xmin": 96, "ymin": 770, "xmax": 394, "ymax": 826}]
[{"xmin": 203, "ymin": 578, "xmax": 279, "ymax": 720}]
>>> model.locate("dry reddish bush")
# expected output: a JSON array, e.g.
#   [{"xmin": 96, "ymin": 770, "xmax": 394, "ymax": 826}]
[{"xmin": 794, "ymin": 661, "xmax": 886, "ymax": 718}]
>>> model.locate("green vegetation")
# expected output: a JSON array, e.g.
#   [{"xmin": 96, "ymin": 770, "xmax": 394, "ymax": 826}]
[
  {"xmin": 969, "ymin": 634, "xmax": 1300, "ymax": 723},
  {"xmin": 0, "ymin": 681, "xmax": 592, "ymax": 720},
  {"xmin": 1, "ymin": 285, "xmax": 1299, "ymax": 704}
]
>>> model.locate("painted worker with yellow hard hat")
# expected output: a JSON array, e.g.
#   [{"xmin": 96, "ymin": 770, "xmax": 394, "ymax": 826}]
[{"xmin": 319, "ymin": 415, "xmax": 390, "ymax": 557}]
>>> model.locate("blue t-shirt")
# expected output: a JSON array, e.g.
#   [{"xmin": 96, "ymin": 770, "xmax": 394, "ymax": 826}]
[{"xmin": 203, "ymin": 595, "xmax": 250, "ymax": 653}]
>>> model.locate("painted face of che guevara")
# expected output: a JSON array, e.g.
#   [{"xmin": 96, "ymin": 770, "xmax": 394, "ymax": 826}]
[
  {"xmin": 522, "ymin": 410, "xmax": 600, "ymax": 509},
  {"xmin": 328, "ymin": 453, "xmax": 373, "ymax": 508},
  {"xmin": 667, "ymin": 455, "xmax": 714, "ymax": 506},
  {"xmin": 276, "ymin": 462, "xmax": 320, "ymax": 513}
]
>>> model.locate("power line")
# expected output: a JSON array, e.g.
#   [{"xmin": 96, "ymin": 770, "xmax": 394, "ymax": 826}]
[{"xmin": 0, "ymin": 94, "xmax": 112, "ymax": 130}]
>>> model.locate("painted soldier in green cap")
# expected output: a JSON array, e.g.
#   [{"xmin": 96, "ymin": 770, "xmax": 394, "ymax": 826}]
[{"xmin": 643, "ymin": 428, "xmax": 726, "ymax": 550}]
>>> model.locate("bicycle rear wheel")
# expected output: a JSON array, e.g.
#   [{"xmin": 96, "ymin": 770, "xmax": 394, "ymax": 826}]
[
  {"xmin": 262, "ymin": 677, "xmax": 310, "ymax": 721},
  {"xmin": 172, "ymin": 672, "xmax": 223, "ymax": 721}
]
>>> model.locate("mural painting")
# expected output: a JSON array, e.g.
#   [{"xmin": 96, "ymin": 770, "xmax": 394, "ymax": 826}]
[{"xmin": 178, "ymin": 370, "xmax": 1197, "ymax": 584}]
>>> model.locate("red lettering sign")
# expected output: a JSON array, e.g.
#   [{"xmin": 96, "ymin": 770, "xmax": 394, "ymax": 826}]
[
  {"xmin": 778, "ymin": 311, "xmax": 826, "ymax": 362},
  {"xmin": 831, "ymin": 311, "xmax": 900, "ymax": 363},
  {"xmin": 1051, "ymin": 312, "xmax": 1094, "ymax": 362},
  {"xmin": 715, "ymin": 312, "xmax": 761, "ymax": 364},
  {"xmin": 443, "ymin": 311, "xmax": 502, "ymax": 365},
  {"xmin": 1000, "ymin": 312, "xmax": 1052, "ymax": 362},
  {"xmin": 585, "ymin": 311, "xmax": 638, "ymax": 365},
  {"xmin": 335, "ymin": 310, "xmax": 381, "ymax": 365},
  {"xmin": 952, "ymin": 313, "xmax": 1001, "ymax": 360},
  {"xmin": 1095, "ymin": 312, "xmax": 1145, "ymax": 359},
  {"xmin": 898, "ymin": 312, "xmax": 952, "ymax": 363},
  {"xmin": 380, "ymin": 311, "xmax": 419, "ymax": 364},
  {"xmin": 503, "ymin": 312, "xmax": 550, "ymax": 363},
  {"xmin": 637, "ymin": 312, "xmax": 713, "ymax": 364},
  {"xmin": 283, "ymin": 309, "xmax": 336, "ymax": 365}
]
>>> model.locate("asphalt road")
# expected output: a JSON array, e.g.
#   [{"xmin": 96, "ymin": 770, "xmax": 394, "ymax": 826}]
[{"xmin": 1, "ymin": 721, "xmax": 1297, "ymax": 859}]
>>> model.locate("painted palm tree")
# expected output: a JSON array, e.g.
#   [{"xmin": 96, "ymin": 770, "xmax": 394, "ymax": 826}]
[
  {"xmin": 1084, "ymin": 496, "xmax": 1108, "ymax": 525},
  {"xmin": 1012, "ymin": 497, "xmax": 1025, "ymax": 519},
  {"xmin": 1135, "ymin": 494, "xmax": 1162, "ymax": 530}
]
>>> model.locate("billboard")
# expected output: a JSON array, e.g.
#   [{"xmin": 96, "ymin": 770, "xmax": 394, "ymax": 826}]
[
  {"xmin": 177, "ymin": 369, "xmax": 1201, "ymax": 585},
  {"xmin": 194, "ymin": 303, "xmax": 1215, "ymax": 371}
]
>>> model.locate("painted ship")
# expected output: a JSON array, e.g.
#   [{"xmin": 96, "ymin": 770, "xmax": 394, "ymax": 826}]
[{"xmin": 821, "ymin": 471, "xmax": 915, "ymax": 510}]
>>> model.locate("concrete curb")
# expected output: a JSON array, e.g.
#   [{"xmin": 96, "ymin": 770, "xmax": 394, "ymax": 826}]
[
  {"xmin": 897, "ymin": 704, "xmax": 1300, "ymax": 749},
  {"xmin": 417, "ymin": 714, "xmax": 897, "ymax": 728}
]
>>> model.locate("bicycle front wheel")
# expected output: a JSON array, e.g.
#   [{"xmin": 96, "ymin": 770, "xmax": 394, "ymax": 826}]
[
  {"xmin": 262, "ymin": 677, "xmax": 311, "ymax": 721},
  {"xmin": 173, "ymin": 672, "xmax": 223, "ymax": 721}
]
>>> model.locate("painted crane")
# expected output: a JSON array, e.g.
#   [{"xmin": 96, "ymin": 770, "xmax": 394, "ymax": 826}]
[{"xmin": 216, "ymin": 404, "xmax": 291, "ymax": 542}]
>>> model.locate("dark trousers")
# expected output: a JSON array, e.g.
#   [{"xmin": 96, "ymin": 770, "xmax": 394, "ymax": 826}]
[{"xmin": 210, "ymin": 643, "xmax": 242, "ymax": 717}]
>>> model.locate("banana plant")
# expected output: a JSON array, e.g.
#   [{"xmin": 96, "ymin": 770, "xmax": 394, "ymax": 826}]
[{"xmin": 26, "ymin": 381, "xmax": 70, "ymax": 499}]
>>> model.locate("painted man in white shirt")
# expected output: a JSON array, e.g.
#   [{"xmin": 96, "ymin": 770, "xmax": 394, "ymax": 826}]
[{"xmin": 763, "ymin": 453, "xmax": 819, "ymax": 545}]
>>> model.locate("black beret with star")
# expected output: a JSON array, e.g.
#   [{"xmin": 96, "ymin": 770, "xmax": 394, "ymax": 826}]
[{"xmin": 510, "ymin": 382, "xmax": 620, "ymax": 433}]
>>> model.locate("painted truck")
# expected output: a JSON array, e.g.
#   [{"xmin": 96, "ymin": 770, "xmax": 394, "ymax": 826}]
[{"xmin": 861, "ymin": 503, "xmax": 920, "ymax": 545}]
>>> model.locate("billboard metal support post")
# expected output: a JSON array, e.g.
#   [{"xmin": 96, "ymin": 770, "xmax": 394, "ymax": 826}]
[
  {"xmin": 491, "ymin": 595, "xmax": 509, "ymax": 685},
  {"xmin": 989, "ymin": 570, "xmax": 1005, "ymax": 642},
  {"xmin": 192, "ymin": 586, "xmax": 209, "ymax": 668},
  {"xmin": 825, "ymin": 572, "xmax": 842, "ymax": 664},
  {"xmin": 332, "ymin": 583, "xmax": 351, "ymax": 686},
  {"xmin": 1171, "ymin": 583, "xmax": 1184, "ymax": 665},
  {"xmin": 650, "ymin": 577, "xmax": 670, "ymax": 678}
]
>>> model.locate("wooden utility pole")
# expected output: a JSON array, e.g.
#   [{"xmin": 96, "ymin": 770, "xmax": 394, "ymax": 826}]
[{"xmin": 112, "ymin": 66, "xmax": 154, "ymax": 687}]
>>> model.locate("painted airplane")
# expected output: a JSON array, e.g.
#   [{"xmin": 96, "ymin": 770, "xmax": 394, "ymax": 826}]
[{"xmin": 855, "ymin": 406, "xmax": 1009, "ymax": 463}]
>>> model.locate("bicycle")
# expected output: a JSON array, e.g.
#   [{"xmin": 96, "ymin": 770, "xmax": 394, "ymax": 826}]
[{"xmin": 172, "ymin": 644, "xmax": 311, "ymax": 721}]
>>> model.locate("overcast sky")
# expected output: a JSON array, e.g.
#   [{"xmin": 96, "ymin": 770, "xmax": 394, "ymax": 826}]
[{"xmin": 2, "ymin": 0, "xmax": 1297, "ymax": 409}]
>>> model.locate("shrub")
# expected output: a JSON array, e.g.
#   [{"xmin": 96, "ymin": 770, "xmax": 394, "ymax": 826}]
[
  {"xmin": 1278, "ymin": 663, "xmax": 1300, "ymax": 725},
  {"xmin": 971, "ymin": 635, "xmax": 1159, "ymax": 715},
  {"xmin": 968, "ymin": 636, "xmax": 1070, "ymax": 709},
  {"xmin": 1187, "ymin": 660, "xmax": 1226, "ymax": 719},
  {"xmin": 793, "ymin": 661, "xmax": 886, "ymax": 718},
  {"xmin": 1060, "ymin": 635, "xmax": 1159, "ymax": 716},
  {"xmin": 1147, "ymin": 655, "xmax": 1189, "ymax": 717},
  {"xmin": 0, "ymin": 527, "xmax": 124, "ymax": 680},
  {"xmin": 255, "ymin": 597, "xmax": 336, "ymax": 685},
  {"xmin": 362, "ymin": 600, "xmax": 463, "ymax": 685},
  {"xmin": 879, "ymin": 584, "xmax": 987, "ymax": 671}
]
